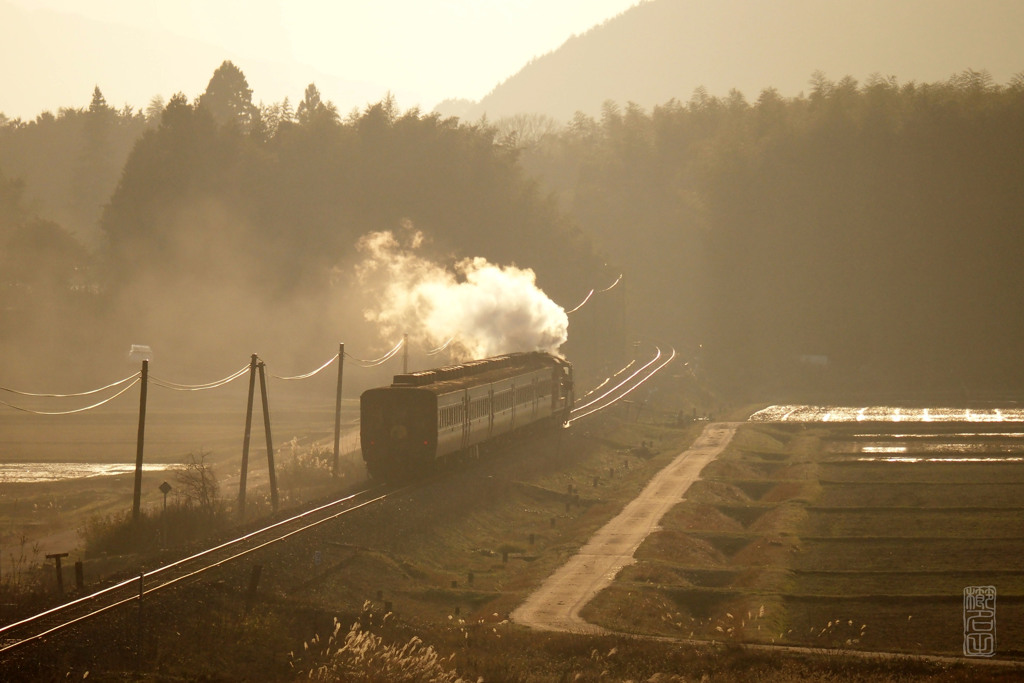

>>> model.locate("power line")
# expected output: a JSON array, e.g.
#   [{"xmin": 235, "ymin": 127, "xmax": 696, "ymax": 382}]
[
  {"xmin": 149, "ymin": 365, "xmax": 251, "ymax": 391},
  {"xmin": 565, "ymin": 273, "xmax": 622, "ymax": 314},
  {"xmin": 425, "ymin": 337, "xmax": 455, "ymax": 356},
  {"xmin": 0, "ymin": 372, "xmax": 139, "ymax": 398},
  {"xmin": 345, "ymin": 339, "xmax": 404, "ymax": 367},
  {"xmin": 0, "ymin": 377, "xmax": 141, "ymax": 415},
  {"xmin": 270, "ymin": 353, "xmax": 339, "ymax": 381}
]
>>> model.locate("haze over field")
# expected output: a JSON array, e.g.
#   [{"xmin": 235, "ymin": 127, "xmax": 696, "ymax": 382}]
[
  {"xmin": 5, "ymin": 3, "xmax": 1024, "ymax": 676},
  {"xmin": 3, "ymin": 0, "xmax": 1022, "ymax": 123},
  {"xmin": 0, "ymin": 0, "xmax": 640, "ymax": 121},
  {"xmin": 1, "ymin": 0, "xmax": 1023, "ymax": 400},
  {"xmin": 468, "ymin": 0, "xmax": 1024, "ymax": 120}
]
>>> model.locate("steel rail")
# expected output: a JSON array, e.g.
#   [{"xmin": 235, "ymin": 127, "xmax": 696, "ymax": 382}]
[
  {"xmin": 0, "ymin": 486, "xmax": 388, "ymax": 655},
  {"xmin": 571, "ymin": 347, "xmax": 663, "ymax": 415},
  {"xmin": 568, "ymin": 346, "xmax": 676, "ymax": 424}
]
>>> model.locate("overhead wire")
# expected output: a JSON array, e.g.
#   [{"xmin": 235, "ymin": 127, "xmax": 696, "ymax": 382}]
[
  {"xmin": 270, "ymin": 356, "xmax": 337, "ymax": 382},
  {"xmin": 564, "ymin": 289, "xmax": 594, "ymax": 314},
  {"xmin": 0, "ymin": 377, "xmax": 142, "ymax": 415},
  {"xmin": 149, "ymin": 365, "xmax": 251, "ymax": 391},
  {"xmin": 0, "ymin": 372, "xmax": 140, "ymax": 398},
  {"xmin": 564, "ymin": 273, "xmax": 623, "ymax": 315},
  {"xmin": 598, "ymin": 273, "xmax": 623, "ymax": 293},
  {"xmin": 345, "ymin": 338, "xmax": 405, "ymax": 367},
  {"xmin": 425, "ymin": 337, "xmax": 455, "ymax": 356}
]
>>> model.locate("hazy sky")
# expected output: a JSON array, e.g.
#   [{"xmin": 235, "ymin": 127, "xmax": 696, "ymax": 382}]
[{"xmin": 1, "ymin": 0, "xmax": 639, "ymax": 120}]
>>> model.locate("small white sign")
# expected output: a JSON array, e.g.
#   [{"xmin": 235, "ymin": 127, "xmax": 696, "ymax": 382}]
[{"xmin": 129, "ymin": 344, "xmax": 153, "ymax": 362}]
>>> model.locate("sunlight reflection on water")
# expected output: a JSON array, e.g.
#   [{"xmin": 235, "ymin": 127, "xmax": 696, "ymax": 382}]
[
  {"xmin": 855, "ymin": 456, "xmax": 1024, "ymax": 463},
  {"xmin": 750, "ymin": 405, "xmax": 1024, "ymax": 422},
  {"xmin": 0, "ymin": 463, "xmax": 180, "ymax": 483}
]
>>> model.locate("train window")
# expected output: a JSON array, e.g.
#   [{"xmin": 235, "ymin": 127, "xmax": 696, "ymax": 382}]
[
  {"xmin": 494, "ymin": 390, "xmax": 511, "ymax": 412},
  {"xmin": 514, "ymin": 386, "xmax": 535, "ymax": 405},
  {"xmin": 470, "ymin": 400, "xmax": 483, "ymax": 419},
  {"xmin": 440, "ymin": 405, "xmax": 459, "ymax": 428}
]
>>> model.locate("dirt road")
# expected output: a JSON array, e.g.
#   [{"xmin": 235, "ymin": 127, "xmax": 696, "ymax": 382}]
[{"xmin": 511, "ymin": 421, "xmax": 740, "ymax": 632}]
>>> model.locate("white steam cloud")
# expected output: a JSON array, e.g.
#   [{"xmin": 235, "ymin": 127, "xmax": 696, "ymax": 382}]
[{"xmin": 355, "ymin": 228, "xmax": 568, "ymax": 360}]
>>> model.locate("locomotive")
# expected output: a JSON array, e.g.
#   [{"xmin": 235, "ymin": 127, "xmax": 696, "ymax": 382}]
[{"xmin": 360, "ymin": 352, "xmax": 573, "ymax": 481}]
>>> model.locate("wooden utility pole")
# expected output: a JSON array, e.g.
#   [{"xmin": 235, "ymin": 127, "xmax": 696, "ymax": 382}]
[
  {"xmin": 238, "ymin": 354, "xmax": 258, "ymax": 517},
  {"xmin": 333, "ymin": 342, "xmax": 345, "ymax": 478},
  {"xmin": 132, "ymin": 359, "xmax": 149, "ymax": 522},
  {"xmin": 257, "ymin": 361, "xmax": 278, "ymax": 513}
]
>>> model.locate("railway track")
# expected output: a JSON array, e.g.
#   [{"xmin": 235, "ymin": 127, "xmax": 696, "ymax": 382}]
[
  {"xmin": 0, "ymin": 485, "xmax": 391, "ymax": 659},
  {"xmin": 1, "ymin": 347, "xmax": 674, "ymax": 665},
  {"xmin": 568, "ymin": 345, "xmax": 677, "ymax": 425}
]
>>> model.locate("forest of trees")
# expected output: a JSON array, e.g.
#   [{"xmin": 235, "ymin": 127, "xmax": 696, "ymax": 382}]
[
  {"xmin": 515, "ymin": 69, "xmax": 1024, "ymax": 398},
  {"xmin": 0, "ymin": 62, "xmax": 604, "ymax": 387},
  {"xmin": 2, "ymin": 61, "xmax": 1024, "ymax": 399}
]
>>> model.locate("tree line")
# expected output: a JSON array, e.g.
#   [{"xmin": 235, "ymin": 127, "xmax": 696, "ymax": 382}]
[
  {"xmin": 2, "ymin": 62, "xmax": 1023, "ymax": 398},
  {"xmin": 513, "ymin": 69, "xmax": 1024, "ymax": 398},
  {"xmin": 0, "ymin": 62, "xmax": 603, "ymax": 386}
]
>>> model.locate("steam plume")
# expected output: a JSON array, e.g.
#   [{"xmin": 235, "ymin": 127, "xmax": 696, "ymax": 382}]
[{"xmin": 355, "ymin": 228, "xmax": 568, "ymax": 360}]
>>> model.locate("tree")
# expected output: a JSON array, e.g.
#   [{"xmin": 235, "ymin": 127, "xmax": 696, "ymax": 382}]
[
  {"xmin": 145, "ymin": 95, "xmax": 166, "ymax": 123},
  {"xmin": 258, "ymin": 97, "xmax": 294, "ymax": 139},
  {"xmin": 493, "ymin": 113, "xmax": 560, "ymax": 148},
  {"xmin": 176, "ymin": 451, "xmax": 220, "ymax": 515},
  {"xmin": 197, "ymin": 60, "xmax": 259, "ymax": 132},
  {"xmin": 295, "ymin": 83, "xmax": 339, "ymax": 127},
  {"xmin": 88, "ymin": 86, "xmax": 111, "ymax": 114}
]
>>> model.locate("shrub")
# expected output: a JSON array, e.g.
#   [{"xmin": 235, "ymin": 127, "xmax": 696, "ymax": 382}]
[{"xmin": 292, "ymin": 603, "xmax": 465, "ymax": 682}]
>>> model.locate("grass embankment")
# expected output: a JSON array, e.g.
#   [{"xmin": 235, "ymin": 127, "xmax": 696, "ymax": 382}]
[
  {"xmin": 7, "ymin": 412, "xmax": 1023, "ymax": 681},
  {"xmin": 584, "ymin": 420, "xmax": 1024, "ymax": 661},
  {"xmin": 583, "ymin": 423, "xmax": 816, "ymax": 643}
]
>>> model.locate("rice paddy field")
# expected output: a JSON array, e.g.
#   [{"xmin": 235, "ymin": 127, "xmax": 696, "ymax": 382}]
[{"xmin": 585, "ymin": 415, "xmax": 1024, "ymax": 659}]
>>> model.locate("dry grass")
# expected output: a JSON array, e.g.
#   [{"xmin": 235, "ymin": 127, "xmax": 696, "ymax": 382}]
[
  {"xmin": 583, "ymin": 420, "xmax": 1024, "ymax": 663},
  {"xmin": 7, "ymin": 397, "xmax": 1024, "ymax": 679}
]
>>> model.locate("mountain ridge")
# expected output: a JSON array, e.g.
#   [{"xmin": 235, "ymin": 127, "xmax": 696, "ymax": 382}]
[{"xmin": 453, "ymin": 0, "xmax": 1024, "ymax": 122}]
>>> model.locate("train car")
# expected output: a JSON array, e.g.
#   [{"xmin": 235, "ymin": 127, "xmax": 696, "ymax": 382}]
[{"xmin": 360, "ymin": 352, "xmax": 573, "ymax": 481}]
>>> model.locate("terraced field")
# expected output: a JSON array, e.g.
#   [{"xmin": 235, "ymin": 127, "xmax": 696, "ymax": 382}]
[{"xmin": 584, "ymin": 420, "xmax": 1024, "ymax": 658}]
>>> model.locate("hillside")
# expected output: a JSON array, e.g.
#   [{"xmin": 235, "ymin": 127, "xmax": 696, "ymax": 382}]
[{"xmin": 453, "ymin": 0, "xmax": 1024, "ymax": 121}]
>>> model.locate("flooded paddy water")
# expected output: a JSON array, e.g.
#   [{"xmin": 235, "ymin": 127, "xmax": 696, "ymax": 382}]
[
  {"xmin": 0, "ymin": 462, "xmax": 179, "ymax": 484},
  {"xmin": 742, "ymin": 405, "xmax": 1024, "ymax": 655},
  {"xmin": 0, "ymin": 387, "xmax": 358, "ymax": 560}
]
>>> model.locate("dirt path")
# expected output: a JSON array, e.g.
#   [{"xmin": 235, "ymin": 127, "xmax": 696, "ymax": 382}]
[{"xmin": 511, "ymin": 421, "xmax": 740, "ymax": 632}]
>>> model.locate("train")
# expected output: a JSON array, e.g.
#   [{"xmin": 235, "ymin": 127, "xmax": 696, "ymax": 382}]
[{"xmin": 360, "ymin": 351, "xmax": 574, "ymax": 481}]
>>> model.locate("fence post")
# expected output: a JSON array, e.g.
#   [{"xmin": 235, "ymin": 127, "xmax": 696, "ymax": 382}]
[
  {"xmin": 238, "ymin": 354, "xmax": 258, "ymax": 518},
  {"xmin": 46, "ymin": 553, "xmax": 68, "ymax": 595},
  {"xmin": 245, "ymin": 564, "xmax": 263, "ymax": 612},
  {"xmin": 257, "ymin": 361, "xmax": 278, "ymax": 514},
  {"xmin": 132, "ymin": 359, "xmax": 149, "ymax": 522},
  {"xmin": 333, "ymin": 343, "xmax": 345, "ymax": 478}
]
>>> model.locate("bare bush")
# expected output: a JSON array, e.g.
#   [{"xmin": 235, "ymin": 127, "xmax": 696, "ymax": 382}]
[{"xmin": 176, "ymin": 450, "xmax": 220, "ymax": 514}]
